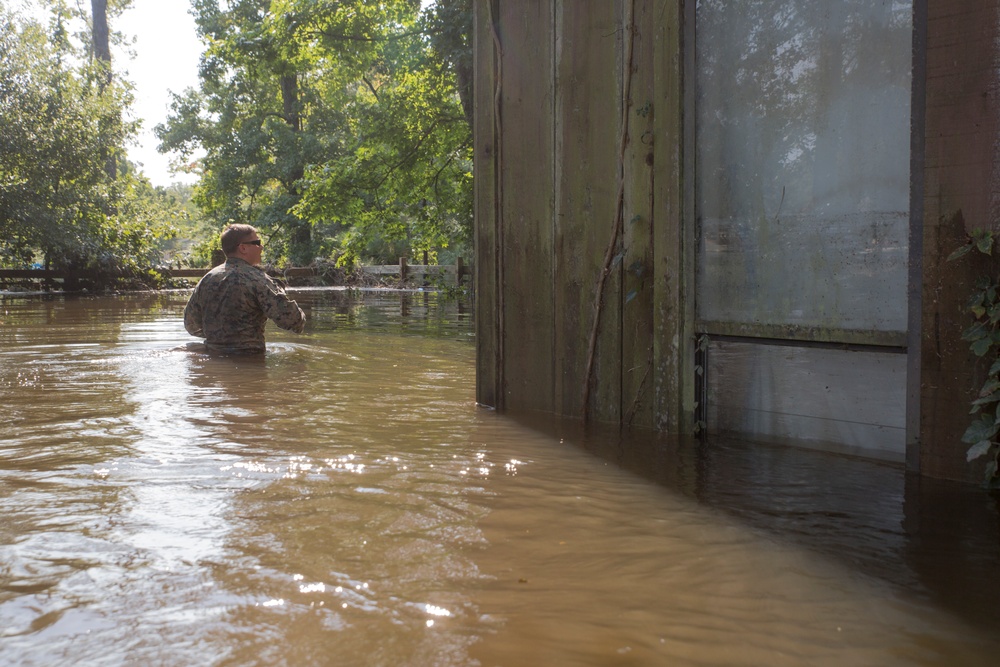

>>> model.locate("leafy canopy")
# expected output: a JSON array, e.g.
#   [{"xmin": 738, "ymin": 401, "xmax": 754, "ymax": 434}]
[
  {"xmin": 0, "ymin": 0, "xmax": 177, "ymax": 285},
  {"xmin": 157, "ymin": 0, "xmax": 472, "ymax": 267}
]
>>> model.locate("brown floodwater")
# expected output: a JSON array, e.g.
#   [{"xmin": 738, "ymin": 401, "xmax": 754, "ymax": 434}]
[{"xmin": 1, "ymin": 289, "xmax": 998, "ymax": 666}]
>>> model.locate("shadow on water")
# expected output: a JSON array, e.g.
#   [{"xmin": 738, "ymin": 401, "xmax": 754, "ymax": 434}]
[{"xmin": 502, "ymin": 410, "xmax": 1000, "ymax": 636}]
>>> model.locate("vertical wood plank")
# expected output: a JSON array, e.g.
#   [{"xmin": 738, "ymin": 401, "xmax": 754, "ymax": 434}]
[
  {"xmin": 476, "ymin": 0, "xmax": 690, "ymax": 433},
  {"xmin": 495, "ymin": 1, "xmax": 557, "ymax": 413},
  {"xmin": 920, "ymin": 0, "xmax": 1000, "ymax": 482},
  {"xmin": 906, "ymin": 0, "xmax": 926, "ymax": 473},
  {"xmin": 621, "ymin": 0, "xmax": 657, "ymax": 430},
  {"xmin": 651, "ymin": 0, "xmax": 692, "ymax": 433},
  {"xmin": 473, "ymin": 0, "xmax": 500, "ymax": 409},
  {"xmin": 554, "ymin": 0, "xmax": 624, "ymax": 421}
]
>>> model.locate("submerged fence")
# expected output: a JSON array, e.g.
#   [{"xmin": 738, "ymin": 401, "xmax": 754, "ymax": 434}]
[{"xmin": 0, "ymin": 258, "xmax": 470, "ymax": 291}]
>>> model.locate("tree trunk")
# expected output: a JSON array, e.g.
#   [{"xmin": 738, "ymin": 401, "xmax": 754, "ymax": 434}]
[
  {"xmin": 280, "ymin": 71, "xmax": 311, "ymax": 263},
  {"xmin": 280, "ymin": 73, "xmax": 301, "ymax": 133},
  {"xmin": 454, "ymin": 59, "xmax": 473, "ymax": 132},
  {"xmin": 91, "ymin": 0, "xmax": 111, "ymax": 66},
  {"xmin": 91, "ymin": 0, "xmax": 116, "ymax": 180},
  {"xmin": 430, "ymin": 0, "xmax": 473, "ymax": 133}
]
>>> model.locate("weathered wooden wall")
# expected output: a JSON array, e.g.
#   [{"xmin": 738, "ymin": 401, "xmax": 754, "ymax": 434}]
[
  {"xmin": 474, "ymin": 0, "xmax": 689, "ymax": 432},
  {"xmin": 919, "ymin": 0, "xmax": 1000, "ymax": 482},
  {"xmin": 477, "ymin": 0, "xmax": 1000, "ymax": 484}
]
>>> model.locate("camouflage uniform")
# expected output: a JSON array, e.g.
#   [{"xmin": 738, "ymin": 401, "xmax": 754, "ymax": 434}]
[{"xmin": 184, "ymin": 258, "xmax": 305, "ymax": 354}]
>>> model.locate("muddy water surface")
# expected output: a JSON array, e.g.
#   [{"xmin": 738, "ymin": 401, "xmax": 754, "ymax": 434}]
[{"xmin": 1, "ymin": 290, "xmax": 998, "ymax": 666}]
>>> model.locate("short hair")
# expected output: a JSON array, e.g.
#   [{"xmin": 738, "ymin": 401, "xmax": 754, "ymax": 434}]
[{"xmin": 220, "ymin": 224, "xmax": 258, "ymax": 256}]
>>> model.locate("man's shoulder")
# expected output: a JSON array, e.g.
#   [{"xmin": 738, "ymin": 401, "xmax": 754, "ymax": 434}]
[
  {"xmin": 201, "ymin": 261, "xmax": 234, "ymax": 278},
  {"xmin": 224, "ymin": 260, "xmax": 287, "ymax": 299},
  {"xmin": 212, "ymin": 259, "xmax": 263, "ymax": 279}
]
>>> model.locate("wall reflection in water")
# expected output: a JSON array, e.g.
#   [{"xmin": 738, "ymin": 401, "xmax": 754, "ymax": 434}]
[{"xmin": 515, "ymin": 411, "xmax": 1000, "ymax": 638}]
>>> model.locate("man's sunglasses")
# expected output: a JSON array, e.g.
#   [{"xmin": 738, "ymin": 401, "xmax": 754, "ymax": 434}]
[{"xmin": 241, "ymin": 239, "xmax": 262, "ymax": 246}]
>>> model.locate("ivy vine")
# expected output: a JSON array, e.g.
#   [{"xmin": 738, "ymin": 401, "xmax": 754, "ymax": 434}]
[{"xmin": 948, "ymin": 228, "xmax": 1000, "ymax": 489}]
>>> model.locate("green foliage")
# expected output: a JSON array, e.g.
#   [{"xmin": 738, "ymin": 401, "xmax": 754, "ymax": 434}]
[
  {"xmin": 950, "ymin": 229, "xmax": 1000, "ymax": 489},
  {"xmin": 0, "ymin": 1, "xmax": 173, "ymax": 288},
  {"xmin": 139, "ymin": 182, "xmax": 214, "ymax": 268},
  {"xmin": 157, "ymin": 0, "xmax": 472, "ymax": 268},
  {"xmin": 1, "ymin": 0, "xmax": 471, "ymax": 283},
  {"xmin": 293, "ymin": 61, "xmax": 472, "ymax": 264}
]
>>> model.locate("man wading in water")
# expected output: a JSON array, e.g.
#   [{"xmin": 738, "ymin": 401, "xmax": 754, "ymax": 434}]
[{"xmin": 184, "ymin": 224, "xmax": 306, "ymax": 354}]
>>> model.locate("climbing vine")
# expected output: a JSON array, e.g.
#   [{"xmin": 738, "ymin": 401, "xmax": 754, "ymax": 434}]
[{"xmin": 948, "ymin": 228, "xmax": 1000, "ymax": 489}]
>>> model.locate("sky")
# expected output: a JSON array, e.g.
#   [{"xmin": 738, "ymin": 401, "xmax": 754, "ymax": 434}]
[{"xmin": 116, "ymin": 2, "xmax": 203, "ymax": 187}]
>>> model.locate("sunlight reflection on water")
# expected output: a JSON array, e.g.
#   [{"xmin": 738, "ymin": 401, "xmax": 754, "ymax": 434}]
[{"xmin": 0, "ymin": 290, "xmax": 998, "ymax": 666}]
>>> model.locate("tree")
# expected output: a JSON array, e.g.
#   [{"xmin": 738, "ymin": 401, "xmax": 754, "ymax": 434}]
[
  {"xmin": 0, "ymin": 2, "xmax": 172, "ymax": 286},
  {"xmin": 157, "ymin": 0, "xmax": 473, "ymax": 267},
  {"xmin": 148, "ymin": 182, "xmax": 215, "ymax": 268},
  {"xmin": 157, "ymin": 0, "xmax": 331, "ymax": 266},
  {"xmin": 290, "ymin": 0, "xmax": 472, "ymax": 265},
  {"xmin": 425, "ymin": 0, "xmax": 472, "ymax": 129}
]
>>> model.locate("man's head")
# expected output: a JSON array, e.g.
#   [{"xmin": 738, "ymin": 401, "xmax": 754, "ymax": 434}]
[{"xmin": 220, "ymin": 224, "xmax": 263, "ymax": 265}]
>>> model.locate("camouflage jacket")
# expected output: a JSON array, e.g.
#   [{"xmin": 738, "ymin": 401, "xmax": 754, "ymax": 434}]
[{"xmin": 183, "ymin": 258, "xmax": 305, "ymax": 353}]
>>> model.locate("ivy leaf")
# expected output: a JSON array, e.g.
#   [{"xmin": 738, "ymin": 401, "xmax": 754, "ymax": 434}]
[
  {"xmin": 981, "ymin": 377, "xmax": 1000, "ymax": 398},
  {"xmin": 625, "ymin": 289, "xmax": 638, "ymax": 304},
  {"xmin": 972, "ymin": 337, "xmax": 994, "ymax": 357},
  {"xmin": 971, "ymin": 395, "xmax": 1000, "ymax": 410},
  {"xmin": 966, "ymin": 290, "xmax": 985, "ymax": 312},
  {"xmin": 961, "ymin": 416, "xmax": 999, "ymax": 444},
  {"xmin": 947, "ymin": 242, "xmax": 975, "ymax": 262},
  {"xmin": 967, "ymin": 440, "xmax": 994, "ymax": 462},
  {"xmin": 975, "ymin": 229, "xmax": 995, "ymax": 255},
  {"xmin": 962, "ymin": 321, "xmax": 987, "ymax": 342}
]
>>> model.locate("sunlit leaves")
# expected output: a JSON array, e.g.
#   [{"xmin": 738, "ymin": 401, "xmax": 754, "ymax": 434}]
[
  {"xmin": 158, "ymin": 0, "xmax": 471, "ymax": 266},
  {"xmin": 293, "ymin": 53, "xmax": 471, "ymax": 263},
  {"xmin": 0, "ymin": 4, "xmax": 169, "ymax": 280}
]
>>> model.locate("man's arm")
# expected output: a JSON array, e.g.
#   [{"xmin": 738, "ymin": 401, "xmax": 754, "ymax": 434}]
[
  {"xmin": 183, "ymin": 289, "xmax": 205, "ymax": 337},
  {"xmin": 258, "ymin": 279, "xmax": 306, "ymax": 334}
]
